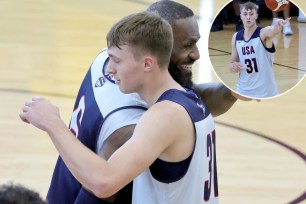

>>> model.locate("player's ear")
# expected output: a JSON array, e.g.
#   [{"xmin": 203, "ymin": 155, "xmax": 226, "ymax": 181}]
[{"xmin": 143, "ymin": 56, "xmax": 153, "ymax": 72}]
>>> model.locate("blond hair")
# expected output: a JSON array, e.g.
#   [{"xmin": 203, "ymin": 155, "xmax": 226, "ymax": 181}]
[{"xmin": 107, "ymin": 12, "xmax": 173, "ymax": 69}]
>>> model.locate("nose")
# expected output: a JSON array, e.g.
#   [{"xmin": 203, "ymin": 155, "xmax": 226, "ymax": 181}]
[
  {"xmin": 106, "ymin": 60, "xmax": 115, "ymax": 76},
  {"xmin": 189, "ymin": 46, "xmax": 200, "ymax": 61}
]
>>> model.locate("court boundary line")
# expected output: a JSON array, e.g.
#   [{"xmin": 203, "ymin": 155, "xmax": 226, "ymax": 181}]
[
  {"xmin": 216, "ymin": 121, "xmax": 306, "ymax": 204},
  {"xmin": 208, "ymin": 47, "xmax": 231, "ymax": 55},
  {"xmin": 208, "ymin": 47, "xmax": 306, "ymax": 72},
  {"xmin": 0, "ymin": 88, "xmax": 75, "ymax": 98}
]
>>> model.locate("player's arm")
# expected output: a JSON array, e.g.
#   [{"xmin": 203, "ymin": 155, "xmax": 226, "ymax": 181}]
[
  {"xmin": 193, "ymin": 82, "xmax": 257, "ymax": 117},
  {"xmin": 192, "ymin": 34, "xmax": 240, "ymax": 117},
  {"xmin": 20, "ymin": 97, "xmax": 184, "ymax": 198},
  {"xmin": 83, "ymin": 125, "xmax": 135, "ymax": 202},
  {"xmin": 193, "ymin": 83, "xmax": 237, "ymax": 117},
  {"xmin": 98, "ymin": 125, "xmax": 135, "ymax": 159},
  {"xmin": 260, "ymin": 18, "xmax": 291, "ymax": 46},
  {"xmin": 230, "ymin": 33, "xmax": 243, "ymax": 73}
]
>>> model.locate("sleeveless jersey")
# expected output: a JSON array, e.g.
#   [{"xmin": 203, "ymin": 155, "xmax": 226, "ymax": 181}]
[
  {"xmin": 235, "ymin": 27, "xmax": 278, "ymax": 98},
  {"xmin": 132, "ymin": 88, "xmax": 218, "ymax": 204},
  {"xmin": 47, "ymin": 49, "xmax": 147, "ymax": 204}
]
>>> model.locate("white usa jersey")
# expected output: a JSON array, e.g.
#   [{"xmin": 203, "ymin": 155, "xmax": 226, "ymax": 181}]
[
  {"xmin": 132, "ymin": 88, "xmax": 218, "ymax": 204},
  {"xmin": 89, "ymin": 49, "xmax": 148, "ymax": 153},
  {"xmin": 236, "ymin": 26, "xmax": 278, "ymax": 98},
  {"xmin": 47, "ymin": 48, "xmax": 147, "ymax": 204}
]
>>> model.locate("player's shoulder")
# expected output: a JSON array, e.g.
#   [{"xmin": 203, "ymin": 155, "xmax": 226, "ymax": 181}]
[
  {"xmin": 149, "ymin": 99, "xmax": 181, "ymax": 112},
  {"xmin": 233, "ymin": 31, "xmax": 238, "ymax": 38},
  {"xmin": 144, "ymin": 100, "xmax": 184, "ymax": 121},
  {"xmin": 235, "ymin": 29, "xmax": 246, "ymax": 41}
]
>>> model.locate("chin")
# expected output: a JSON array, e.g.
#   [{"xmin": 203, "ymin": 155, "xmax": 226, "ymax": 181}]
[
  {"xmin": 118, "ymin": 87, "xmax": 129, "ymax": 94},
  {"xmin": 122, "ymin": 90, "xmax": 132, "ymax": 94},
  {"xmin": 168, "ymin": 62, "xmax": 193, "ymax": 87}
]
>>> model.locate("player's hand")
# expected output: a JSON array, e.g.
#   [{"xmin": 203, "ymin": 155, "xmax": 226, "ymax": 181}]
[
  {"xmin": 19, "ymin": 96, "xmax": 61, "ymax": 132},
  {"xmin": 230, "ymin": 61, "xmax": 244, "ymax": 73},
  {"xmin": 278, "ymin": 17, "xmax": 291, "ymax": 27}
]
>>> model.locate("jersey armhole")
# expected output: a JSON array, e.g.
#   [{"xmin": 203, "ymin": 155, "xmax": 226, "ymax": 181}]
[{"xmin": 95, "ymin": 107, "xmax": 146, "ymax": 153}]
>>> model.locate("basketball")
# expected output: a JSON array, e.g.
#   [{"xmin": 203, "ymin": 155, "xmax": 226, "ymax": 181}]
[{"xmin": 264, "ymin": 0, "xmax": 290, "ymax": 12}]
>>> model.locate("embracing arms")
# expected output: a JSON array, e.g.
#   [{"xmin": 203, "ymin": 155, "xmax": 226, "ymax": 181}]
[
  {"xmin": 193, "ymin": 83, "xmax": 237, "ymax": 117},
  {"xmin": 193, "ymin": 82, "xmax": 255, "ymax": 117},
  {"xmin": 20, "ymin": 97, "xmax": 192, "ymax": 198}
]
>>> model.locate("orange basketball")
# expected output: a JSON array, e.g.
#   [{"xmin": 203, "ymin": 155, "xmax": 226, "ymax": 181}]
[{"xmin": 264, "ymin": 0, "xmax": 290, "ymax": 12}]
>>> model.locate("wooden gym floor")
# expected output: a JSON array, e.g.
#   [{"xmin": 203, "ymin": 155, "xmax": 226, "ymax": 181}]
[{"xmin": 0, "ymin": 0, "xmax": 305, "ymax": 203}]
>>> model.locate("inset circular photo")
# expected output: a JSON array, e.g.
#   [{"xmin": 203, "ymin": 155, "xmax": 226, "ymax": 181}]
[{"xmin": 209, "ymin": 0, "xmax": 306, "ymax": 99}]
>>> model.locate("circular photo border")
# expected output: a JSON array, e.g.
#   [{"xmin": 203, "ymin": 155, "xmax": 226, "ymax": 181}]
[{"xmin": 208, "ymin": 0, "xmax": 306, "ymax": 100}]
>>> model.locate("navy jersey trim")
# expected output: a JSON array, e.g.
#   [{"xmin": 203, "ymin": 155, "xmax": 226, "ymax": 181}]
[
  {"xmin": 260, "ymin": 39, "xmax": 276, "ymax": 53},
  {"xmin": 257, "ymin": 27, "xmax": 276, "ymax": 53},
  {"xmin": 91, "ymin": 49, "xmax": 114, "ymax": 84},
  {"xmin": 236, "ymin": 27, "xmax": 276, "ymax": 53},
  {"xmin": 149, "ymin": 88, "xmax": 208, "ymax": 183},
  {"xmin": 149, "ymin": 153, "xmax": 193, "ymax": 183},
  {"xmin": 102, "ymin": 56, "xmax": 115, "ymax": 84},
  {"xmin": 156, "ymin": 88, "xmax": 210, "ymax": 122},
  {"xmin": 236, "ymin": 26, "xmax": 260, "ymax": 42}
]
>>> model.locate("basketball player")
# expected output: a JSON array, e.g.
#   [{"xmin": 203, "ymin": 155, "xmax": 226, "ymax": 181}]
[
  {"xmin": 20, "ymin": 11, "xmax": 218, "ymax": 204},
  {"xmin": 230, "ymin": 1, "xmax": 290, "ymax": 98},
  {"xmin": 42, "ymin": 1, "xmax": 238, "ymax": 204}
]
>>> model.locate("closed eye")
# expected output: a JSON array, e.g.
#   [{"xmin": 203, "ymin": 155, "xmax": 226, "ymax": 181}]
[{"xmin": 109, "ymin": 56, "xmax": 120, "ymax": 64}]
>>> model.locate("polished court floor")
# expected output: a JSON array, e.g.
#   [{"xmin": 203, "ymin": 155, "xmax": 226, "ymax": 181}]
[{"xmin": 0, "ymin": 0, "xmax": 305, "ymax": 203}]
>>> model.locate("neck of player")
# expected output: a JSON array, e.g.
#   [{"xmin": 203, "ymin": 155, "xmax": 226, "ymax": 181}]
[{"xmin": 140, "ymin": 70, "xmax": 184, "ymax": 107}]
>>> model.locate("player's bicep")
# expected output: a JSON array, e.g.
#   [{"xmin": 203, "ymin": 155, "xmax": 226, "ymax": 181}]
[
  {"xmin": 194, "ymin": 83, "xmax": 236, "ymax": 117},
  {"xmin": 106, "ymin": 104, "xmax": 176, "ymax": 188},
  {"xmin": 261, "ymin": 25, "xmax": 280, "ymax": 41},
  {"xmin": 110, "ymin": 109, "xmax": 173, "ymax": 168},
  {"xmin": 260, "ymin": 27, "xmax": 274, "ymax": 48}
]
